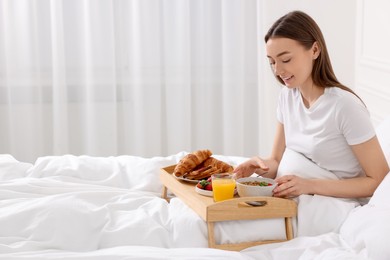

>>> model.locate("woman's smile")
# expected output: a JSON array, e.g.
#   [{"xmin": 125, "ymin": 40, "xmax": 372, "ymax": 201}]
[{"xmin": 281, "ymin": 75, "xmax": 294, "ymax": 85}]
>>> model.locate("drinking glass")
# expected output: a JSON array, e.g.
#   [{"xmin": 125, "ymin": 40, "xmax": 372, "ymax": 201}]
[{"xmin": 211, "ymin": 173, "xmax": 236, "ymax": 202}]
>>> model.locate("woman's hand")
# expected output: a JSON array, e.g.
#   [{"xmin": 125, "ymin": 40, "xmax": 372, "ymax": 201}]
[
  {"xmin": 273, "ymin": 175, "xmax": 312, "ymax": 198},
  {"xmin": 233, "ymin": 156, "xmax": 270, "ymax": 179}
]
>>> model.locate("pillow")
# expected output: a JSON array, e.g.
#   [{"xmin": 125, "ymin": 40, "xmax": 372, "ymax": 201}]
[
  {"xmin": 277, "ymin": 148, "xmax": 338, "ymax": 180},
  {"xmin": 0, "ymin": 154, "xmax": 32, "ymax": 180},
  {"xmin": 376, "ymin": 115, "xmax": 390, "ymax": 163},
  {"xmin": 340, "ymin": 204, "xmax": 390, "ymax": 260},
  {"xmin": 28, "ymin": 153, "xmax": 181, "ymax": 192},
  {"xmin": 340, "ymin": 171, "xmax": 390, "ymax": 260},
  {"xmin": 277, "ymin": 148, "xmax": 360, "ymax": 237}
]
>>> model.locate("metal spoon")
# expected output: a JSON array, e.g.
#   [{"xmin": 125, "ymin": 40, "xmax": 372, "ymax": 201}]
[
  {"xmin": 245, "ymin": 201, "xmax": 267, "ymax": 207},
  {"xmin": 256, "ymin": 172, "xmax": 268, "ymax": 177}
]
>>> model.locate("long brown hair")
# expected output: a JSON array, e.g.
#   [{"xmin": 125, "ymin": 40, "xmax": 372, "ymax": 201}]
[{"xmin": 265, "ymin": 11, "xmax": 363, "ymax": 102}]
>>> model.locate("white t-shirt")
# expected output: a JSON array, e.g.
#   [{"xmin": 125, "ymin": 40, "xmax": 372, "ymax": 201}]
[{"xmin": 277, "ymin": 86, "xmax": 376, "ymax": 179}]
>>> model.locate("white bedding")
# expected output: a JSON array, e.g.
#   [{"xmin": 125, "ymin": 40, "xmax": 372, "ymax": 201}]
[
  {"xmin": 0, "ymin": 153, "xmax": 286, "ymax": 251},
  {"xmin": 278, "ymin": 148, "xmax": 361, "ymax": 237},
  {"xmin": 0, "ymin": 116, "xmax": 389, "ymax": 259},
  {"xmin": 243, "ymin": 173, "xmax": 390, "ymax": 260}
]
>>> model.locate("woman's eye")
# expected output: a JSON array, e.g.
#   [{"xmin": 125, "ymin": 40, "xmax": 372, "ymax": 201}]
[{"xmin": 282, "ymin": 59, "xmax": 291, "ymax": 63}]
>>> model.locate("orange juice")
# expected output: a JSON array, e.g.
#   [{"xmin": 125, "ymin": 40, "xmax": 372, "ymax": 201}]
[{"xmin": 212, "ymin": 177, "xmax": 236, "ymax": 202}]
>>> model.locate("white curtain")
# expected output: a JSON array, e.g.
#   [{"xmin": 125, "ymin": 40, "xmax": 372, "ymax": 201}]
[{"xmin": 0, "ymin": 0, "xmax": 279, "ymax": 163}]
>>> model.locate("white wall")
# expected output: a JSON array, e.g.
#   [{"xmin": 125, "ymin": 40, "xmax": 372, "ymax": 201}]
[{"xmin": 355, "ymin": 0, "xmax": 390, "ymax": 126}]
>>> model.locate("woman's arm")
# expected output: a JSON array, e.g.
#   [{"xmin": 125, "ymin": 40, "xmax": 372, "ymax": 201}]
[
  {"xmin": 274, "ymin": 136, "xmax": 389, "ymax": 198},
  {"xmin": 234, "ymin": 122, "xmax": 286, "ymax": 179}
]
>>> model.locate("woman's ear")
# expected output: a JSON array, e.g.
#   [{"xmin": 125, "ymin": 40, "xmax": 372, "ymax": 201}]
[{"xmin": 312, "ymin": 42, "xmax": 321, "ymax": 60}]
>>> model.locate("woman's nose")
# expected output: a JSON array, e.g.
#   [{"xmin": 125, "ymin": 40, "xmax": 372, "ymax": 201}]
[{"xmin": 274, "ymin": 63, "xmax": 284, "ymax": 76}]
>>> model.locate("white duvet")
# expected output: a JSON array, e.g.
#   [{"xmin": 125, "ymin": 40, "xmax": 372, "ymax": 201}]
[
  {"xmin": 0, "ymin": 115, "xmax": 389, "ymax": 260},
  {"xmin": 0, "ymin": 153, "xmax": 286, "ymax": 251}
]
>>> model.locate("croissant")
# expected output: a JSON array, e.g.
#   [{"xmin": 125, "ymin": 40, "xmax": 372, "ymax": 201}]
[
  {"xmin": 202, "ymin": 157, "xmax": 234, "ymax": 173},
  {"xmin": 173, "ymin": 149, "xmax": 212, "ymax": 177},
  {"xmin": 185, "ymin": 166, "xmax": 221, "ymax": 180}
]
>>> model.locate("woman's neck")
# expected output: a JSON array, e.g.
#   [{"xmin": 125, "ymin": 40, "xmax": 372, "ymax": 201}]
[{"xmin": 299, "ymin": 83, "xmax": 324, "ymax": 109}]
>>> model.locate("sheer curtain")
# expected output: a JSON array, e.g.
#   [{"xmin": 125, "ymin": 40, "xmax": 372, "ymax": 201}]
[{"xmin": 0, "ymin": 0, "xmax": 279, "ymax": 163}]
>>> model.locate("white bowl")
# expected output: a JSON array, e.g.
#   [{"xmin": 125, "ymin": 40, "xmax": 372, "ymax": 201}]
[{"xmin": 236, "ymin": 177, "xmax": 276, "ymax": 197}]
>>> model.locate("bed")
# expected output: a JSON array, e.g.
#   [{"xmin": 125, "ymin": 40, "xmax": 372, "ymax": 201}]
[{"xmin": 0, "ymin": 116, "xmax": 389, "ymax": 260}]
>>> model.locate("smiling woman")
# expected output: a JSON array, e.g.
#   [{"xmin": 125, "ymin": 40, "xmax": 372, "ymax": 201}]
[
  {"xmin": 266, "ymin": 38, "xmax": 319, "ymax": 100},
  {"xmin": 234, "ymin": 10, "xmax": 389, "ymax": 203}
]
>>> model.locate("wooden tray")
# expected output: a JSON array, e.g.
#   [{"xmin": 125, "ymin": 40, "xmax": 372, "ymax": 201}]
[{"xmin": 160, "ymin": 164, "xmax": 297, "ymax": 251}]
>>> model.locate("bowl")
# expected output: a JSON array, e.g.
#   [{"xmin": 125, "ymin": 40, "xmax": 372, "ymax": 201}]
[{"xmin": 236, "ymin": 177, "xmax": 277, "ymax": 197}]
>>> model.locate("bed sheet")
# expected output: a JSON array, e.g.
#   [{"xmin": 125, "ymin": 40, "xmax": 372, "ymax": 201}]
[
  {"xmin": 0, "ymin": 246, "xmax": 251, "ymax": 260},
  {"xmin": 243, "ymin": 172, "xmax": 390, "ymax": 260},
  {"xmin": 0, "ymin": 153, "xmax": 288, "ymax": 256},
  {"xmin": 1, "ymin": 115, "xmax": 389, "ymax": 260}
]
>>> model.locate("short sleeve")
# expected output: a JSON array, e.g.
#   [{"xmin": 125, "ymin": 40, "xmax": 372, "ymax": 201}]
[{"xmin": 335, "ymin": 94, "xmax": 376, "ymax": 145}]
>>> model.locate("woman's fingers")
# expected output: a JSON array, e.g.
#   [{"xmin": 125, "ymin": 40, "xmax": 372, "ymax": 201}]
[
  {"xmin": 233, "ymin": 156, "xmax": 270, "ymax": 179},
  {"xmin": 232, "ymin": 165, "xmax": 249, "ymax": 179},
  {"xmin": 273, "ymin": 175, "xmax": 299, "ymax": 198},
  {"xmin": 253, "ymin": 156, "xmax": 270, "ymax": 171}
]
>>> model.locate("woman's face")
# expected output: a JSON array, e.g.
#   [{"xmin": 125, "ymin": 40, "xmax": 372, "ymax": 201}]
[{"xmin": 266, "ymin": 37, "xmax": 318, "ymax": 89}]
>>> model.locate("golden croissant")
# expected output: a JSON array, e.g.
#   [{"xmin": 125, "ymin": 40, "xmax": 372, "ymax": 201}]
[
  {"xmin": 202, "ymin": 157, "xmax": 234, "ymax": 173},
  {"xmin": 173, "ymin": 149, "xmax": 212, "ymax": 177}
]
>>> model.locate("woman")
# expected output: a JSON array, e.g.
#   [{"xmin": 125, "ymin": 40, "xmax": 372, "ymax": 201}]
[{"xmin": 234, "ymin": 11, "xmax": 389, "ymax": 200}]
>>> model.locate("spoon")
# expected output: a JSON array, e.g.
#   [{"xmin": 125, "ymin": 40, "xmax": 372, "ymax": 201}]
[{"xmin": 245, "ymin": 201, "xmax": 267, "ymax": 207}]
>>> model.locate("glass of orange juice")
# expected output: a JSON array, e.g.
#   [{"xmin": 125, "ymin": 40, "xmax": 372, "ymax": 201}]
[{"xmin": 212, "ymin": 173, "xmax": 236, "ymax": 202}]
